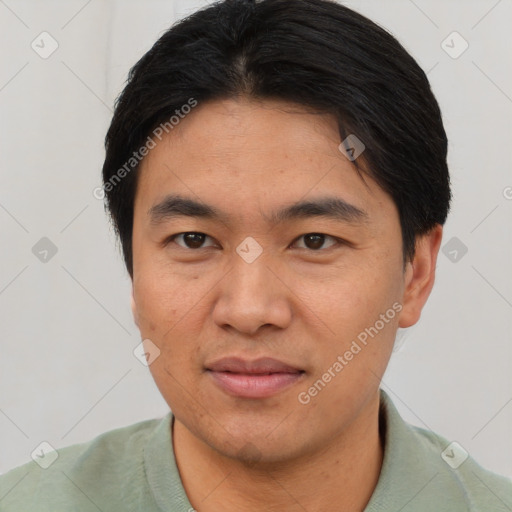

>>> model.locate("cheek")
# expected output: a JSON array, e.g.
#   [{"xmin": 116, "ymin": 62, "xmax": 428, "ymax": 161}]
[
  {"xmin": 133, "ymin": 256, "xmax": 198, "ymax": 318},
  {"xmin": 319, "ymin": 261, "xmax": 401, "ymax": 326},
  {"xmin": 133, "ymin": 272, "xmax": 167, "ymax": 321},
  {"xmin": 132, "ymin": 265, "xmax": 208, "ymax": 365},
  {"xmin": 303, "ymin": 257, "xmax": 403, "ymax": 374}
]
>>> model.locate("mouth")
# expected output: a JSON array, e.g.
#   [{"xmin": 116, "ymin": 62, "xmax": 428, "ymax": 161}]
[{"xmin": 205, "ymin": 357, "xmax": 305, "ymax": 399}]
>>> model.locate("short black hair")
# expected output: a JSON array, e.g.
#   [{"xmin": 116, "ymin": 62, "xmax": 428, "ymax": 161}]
[{"xmin": 102, "ymin": 0, "xmax": 451, "ymax": 278}]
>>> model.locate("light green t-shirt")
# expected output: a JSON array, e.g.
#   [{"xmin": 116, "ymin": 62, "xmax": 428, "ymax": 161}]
[{"xmin": 1, "ymin": 389, "xmax": 511, "ymax": 511}]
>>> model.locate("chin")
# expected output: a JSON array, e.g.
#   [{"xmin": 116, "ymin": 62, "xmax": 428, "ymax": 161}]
[
  {"xmin": 206, "ymin": 422, "xmax": 310, "ymax": 467},
  {"xmin": 220, "ymin": 438, "xmax": 302, "ymax": 468}
]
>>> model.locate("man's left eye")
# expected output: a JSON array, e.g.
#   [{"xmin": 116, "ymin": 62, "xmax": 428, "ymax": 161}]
[{"xmin": 291, "ymin": 233, "xmax": 339, "ymax": 251}]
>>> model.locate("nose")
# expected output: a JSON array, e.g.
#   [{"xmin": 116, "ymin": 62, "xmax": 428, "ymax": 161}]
[{"xmin": 211, "ymin": 253, "xmax": 292, "ymax": 336}]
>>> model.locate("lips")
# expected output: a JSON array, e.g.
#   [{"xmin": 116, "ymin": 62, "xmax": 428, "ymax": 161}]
[
  {"xmin": 206, "ymin": 357, "xmax": 305, "ymax": 399},
  {"xmin": 207, "ymin": 357, "xmax": 302, "ymax": 374}
]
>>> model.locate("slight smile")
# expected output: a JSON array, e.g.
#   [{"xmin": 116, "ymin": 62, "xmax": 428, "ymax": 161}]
[{"xmin": 206, "ymin": 357, "xmax": 306, "ymax": 399}]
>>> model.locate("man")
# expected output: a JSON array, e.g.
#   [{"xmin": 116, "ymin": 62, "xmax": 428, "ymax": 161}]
[{"xmin": 1, "ymin": 0, "xmax": 511, "ymax": 510}]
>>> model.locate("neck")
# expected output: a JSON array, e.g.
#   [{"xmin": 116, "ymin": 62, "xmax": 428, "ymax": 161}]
[{"xmin": 173, "ymin": 394, "xmax": 384, "ymax": 512}]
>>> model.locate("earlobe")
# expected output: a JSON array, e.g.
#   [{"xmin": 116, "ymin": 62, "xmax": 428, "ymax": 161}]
[
  {"xmin": 398, "ymin": 224, "xmax": 443, "ymax": 328},
  {"xmin": 131, "ymin": 289, "xmax": 140, "ymax": 328}
]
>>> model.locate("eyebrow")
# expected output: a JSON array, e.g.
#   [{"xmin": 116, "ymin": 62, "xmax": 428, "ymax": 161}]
[{"xmin": 148, "ymin": 194, "xmax": 368, "ymax": 227}]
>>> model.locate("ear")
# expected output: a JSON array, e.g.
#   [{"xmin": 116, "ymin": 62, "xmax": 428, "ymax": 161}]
[
  {"xmin": 398, "ymin": 224, "xmax": 443, "ymax": 328},
  {"xmin": 131, "ymin": 287, "xmax": 140, "ymax": 328}
]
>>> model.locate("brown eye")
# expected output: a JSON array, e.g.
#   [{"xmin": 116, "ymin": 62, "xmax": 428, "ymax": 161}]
[
  {"xmin": 293, "ymin": 233, "xmax": 338, "ymax": 251},
  {"xmin": 171, "ymin": 232, "xmax": 215, "ymax": 249}
]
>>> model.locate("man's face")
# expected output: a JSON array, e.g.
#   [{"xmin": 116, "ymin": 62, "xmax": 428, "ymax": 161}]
[{"xmin": 132, "ymin": 98, "xmax": 410, "ymax": 463}]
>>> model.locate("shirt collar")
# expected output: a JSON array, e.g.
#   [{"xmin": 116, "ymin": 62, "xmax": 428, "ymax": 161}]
[
  {"xmin": 364, "ymin": 389, "xmax": 442, "ymax": 511},
  {"xmin": 143, "ymin": 411, "xmax": 193, "ymax": 511},
  {"xmin": 143, "ymin": 389, "xmax": 442, "ymax": 511}
]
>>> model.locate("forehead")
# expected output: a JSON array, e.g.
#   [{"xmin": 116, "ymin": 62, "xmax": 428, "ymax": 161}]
[
  {"xmin": 134, "ymin": 98, "xmax": 396, "ymax": 225},
  {"xmin": 139, "ymin": 97, "xmax": 343, "ymax": 174}
]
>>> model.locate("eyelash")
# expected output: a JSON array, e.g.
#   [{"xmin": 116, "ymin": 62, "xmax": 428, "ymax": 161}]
[{"xmin": 164, "ymin": 232, "xmax": 344, "ymax": 252}]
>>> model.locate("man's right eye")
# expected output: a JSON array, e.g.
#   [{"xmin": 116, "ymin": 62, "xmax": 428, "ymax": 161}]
[{"xmin": 165, "ymin": 232, "xmax": 217, "ymax": 250}]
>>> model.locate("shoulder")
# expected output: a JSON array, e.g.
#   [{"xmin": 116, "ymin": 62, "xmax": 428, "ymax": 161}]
[
  {"xmin": 409, "ymin": 422, "xmax": 512, "ymax": 511},
  {"xmin": 370, "ymin": 391, "xmax": 512, "ymax": 512},
  {"xmin": 0, "ymin": 416, "xmax": 167, "ymax": 511}
]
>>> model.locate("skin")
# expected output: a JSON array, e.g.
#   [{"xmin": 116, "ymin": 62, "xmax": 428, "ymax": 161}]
[{"xmin": 131, "ymin": 97, "xmax": 443, "ymax": 512}]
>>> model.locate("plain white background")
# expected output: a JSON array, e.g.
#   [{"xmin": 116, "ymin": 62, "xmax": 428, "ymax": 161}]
[{"xmin": 0, "ymin": 0, "xmax": 511, "ymax": 479}]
